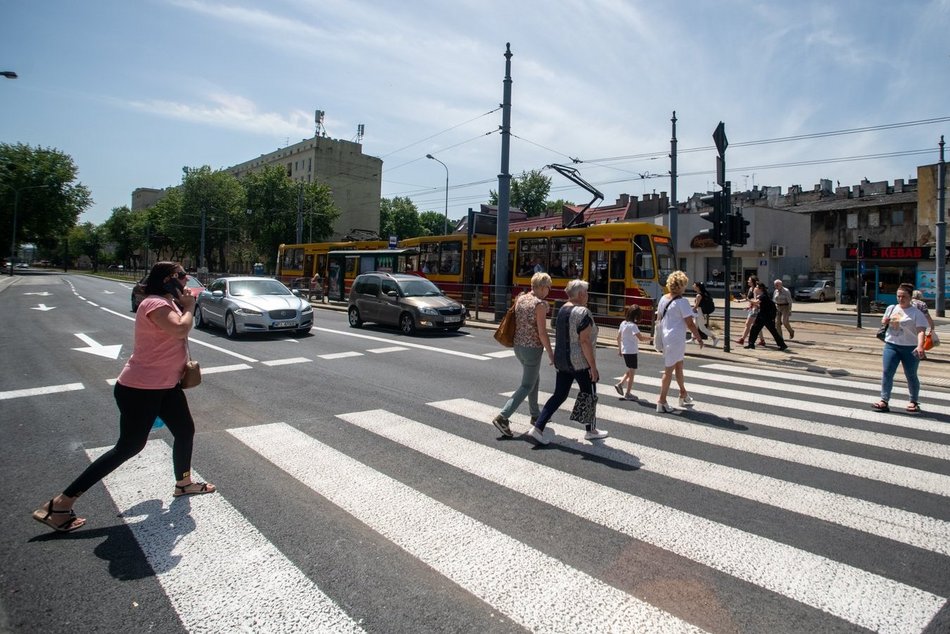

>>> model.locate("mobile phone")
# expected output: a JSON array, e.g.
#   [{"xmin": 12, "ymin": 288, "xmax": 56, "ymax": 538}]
[{"xmin": 163, "ymin": 280, "xmax": 182, "ymax": 298}]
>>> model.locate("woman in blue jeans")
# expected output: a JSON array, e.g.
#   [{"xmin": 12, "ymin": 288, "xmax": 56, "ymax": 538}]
[
  {"xmin": 492, "ymin": 273, "xmax": 554, "ymax": 437},
  {"xmin": 526, "ymin": 279, "xmax": 607, "ymax": 444},
  {"xmin": 873, "ymin": 283, "xmax": 927, "ymax": 413}
]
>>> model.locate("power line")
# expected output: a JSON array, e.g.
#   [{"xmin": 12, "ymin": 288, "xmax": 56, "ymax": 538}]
[
  {"xmin": 382, "ymin": 129, "xmax": 498, "ymax": 175},
  {"xmin": 378, "ymin": 106, "xmax": 502, "ymax": 159}
]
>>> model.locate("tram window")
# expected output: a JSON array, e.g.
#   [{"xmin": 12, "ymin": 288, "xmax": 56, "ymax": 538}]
[
  {"xmin": 652, "ymin": 235, "xmax": 676, "ymax": 282},
  {"xmin": 517, "ymin": 237, "xmax": 548, "ymax": 276},
  {"xmin": 440, "ymin": 241, "xmax": 462, "ymax": 275},
  {"xmin": 420, "ymin": 242, "xmax": 440, "ymax": 274},
  {"xmin": 550, "ymin": 236, "xmax": 583, "ymax": 278},
  {"xmin": 633, "ymin": 235, "xmax": 654, "ymax": 280}
]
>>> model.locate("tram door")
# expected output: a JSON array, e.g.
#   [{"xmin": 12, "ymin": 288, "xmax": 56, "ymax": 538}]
[{"xmin": 588, "ymin": 249, "xmax": 627, "ymax": 318}]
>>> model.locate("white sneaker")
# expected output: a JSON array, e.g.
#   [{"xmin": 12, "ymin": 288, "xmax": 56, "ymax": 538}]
[
  {"xmin": 527, "ymin": 426, "xmax": 550, "ymax": 445},
  {"xmin": 679, "ymin": 395, "xmax": 695, "ymax": 408},
  {"xmin": 712, "ymin": 336, "xmax": 720, "ymax": 347},
  {"xmin": 584, "ymin": 428, "xmax": 608, "ymax": 440}
]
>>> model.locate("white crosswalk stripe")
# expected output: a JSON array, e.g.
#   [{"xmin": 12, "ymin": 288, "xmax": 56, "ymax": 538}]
[{"xmin": 90, "ymin": 362, "xmax": 948, "ymax": 633}]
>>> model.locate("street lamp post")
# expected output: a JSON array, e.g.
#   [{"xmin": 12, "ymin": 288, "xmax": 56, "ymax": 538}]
[
  {"xmin": 8, "ymin": 183, "xmax": 50, "ymax": 276},
  {"xmin": 426, "ymin": 154, "xmax": 449, "ymax": 235}
]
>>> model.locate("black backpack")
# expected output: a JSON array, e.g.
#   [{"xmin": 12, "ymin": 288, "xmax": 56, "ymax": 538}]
[{"xmin": 700, "ymin": 293, "xmax": 715, "ymax": 315}]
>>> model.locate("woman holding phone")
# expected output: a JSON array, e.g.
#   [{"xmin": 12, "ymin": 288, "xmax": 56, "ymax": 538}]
[{"xmin": 32, "ymin": 261, "xmax": 216, "ymax": 533}]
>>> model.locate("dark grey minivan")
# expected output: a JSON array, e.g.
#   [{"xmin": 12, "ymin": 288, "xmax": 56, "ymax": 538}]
[{"xmin": 347, "ymin": 272, "xmax": 466, "ymax": 334}]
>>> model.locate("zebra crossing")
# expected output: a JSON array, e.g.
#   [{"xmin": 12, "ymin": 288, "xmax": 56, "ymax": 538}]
[{"xmin": 91, "ymin": 362, "xmax": 949, "ymax": 633}]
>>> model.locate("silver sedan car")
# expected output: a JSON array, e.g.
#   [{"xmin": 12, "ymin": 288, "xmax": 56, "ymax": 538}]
[{"xmin": 195, "ymin": 276, "xmax": 313, "ymax": 338}]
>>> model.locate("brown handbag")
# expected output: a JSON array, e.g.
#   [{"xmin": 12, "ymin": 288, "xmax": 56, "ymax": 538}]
[
  {"xmin": 493, "ymin": 301, "xmax": 517, "ymax": 348},
  {"xmin": 180, "ymin": 343, "xmax": 201, "ymax": 389}
]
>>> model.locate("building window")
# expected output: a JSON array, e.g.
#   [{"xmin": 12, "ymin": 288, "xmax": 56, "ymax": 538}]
[
  {"xmin": 823, "ymin": 243, "xmax": 833, "ymax": 258},
  {"xmin": 892, "ymin": 209, "xmax": 904, "ymax": 225},
  {"xmin": 846, "ymin": 213, "xmax": 857, "ymax": 229},
  {"xmin": 824, "ymin": 214, "xmax": 836, "ymax": 230},
  {"xmin": 868, "ymin": 211, "xmax": 879, "ymax": 227}
]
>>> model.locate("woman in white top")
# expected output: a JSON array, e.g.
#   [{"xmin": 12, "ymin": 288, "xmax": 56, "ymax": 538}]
[
  {"xmin": 873, "ymin": 283, "xmax": 927, "ymax": 413},
  {"xmin": 656, "ymin": 271, "xmax": 704, "ymax": 413}
]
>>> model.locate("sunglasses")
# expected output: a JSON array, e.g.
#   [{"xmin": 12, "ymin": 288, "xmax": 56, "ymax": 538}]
[{"xmin": 176, "ymin": 271, "xmax": 187, "ymax": 279}]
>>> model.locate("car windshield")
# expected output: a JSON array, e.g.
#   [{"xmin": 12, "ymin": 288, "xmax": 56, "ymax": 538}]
[
  {"xmin": 229, "ymin": 280, "xmax": 292, "ymax": 297},
  {"xmin": 806, "ymin": 281, "xmax": 826, "ymax": 288},
  {"xmin": 185, "ymin": 277, "xmax": 204, "ymax": 289},
  {"xmin": 398, "ymin": 279, "xmax": 443, "ymax": 297}
]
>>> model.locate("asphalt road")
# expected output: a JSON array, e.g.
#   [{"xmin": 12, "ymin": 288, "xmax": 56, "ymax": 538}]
[{"xmin": 1, "ymin": 273, "xmax": 948, "ymax": 633}]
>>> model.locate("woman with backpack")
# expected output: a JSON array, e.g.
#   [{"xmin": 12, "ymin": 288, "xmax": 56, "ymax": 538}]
[{"xmin": 691, "ymin": 281, "xmax": 719, "ymax": 347}]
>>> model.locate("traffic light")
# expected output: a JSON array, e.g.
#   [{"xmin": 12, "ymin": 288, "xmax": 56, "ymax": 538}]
[
  {"xmin": 699, "ymin": 192, "xmax": 724, "ymax": 245},
  {"xmin": 729, "ymin": 210, "xmax": 750, "ymax": 246},
  {"xmin": 857, "ymin": 238, "xmax": 872, "ymax": 259}
]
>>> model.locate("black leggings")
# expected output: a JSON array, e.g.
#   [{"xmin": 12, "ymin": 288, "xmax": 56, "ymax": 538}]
[{"xmin": 63, "ymin": 383, "xmax": 196, "ymax": 498}]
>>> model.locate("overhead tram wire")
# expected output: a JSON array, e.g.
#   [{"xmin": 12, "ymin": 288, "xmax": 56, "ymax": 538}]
[
  {"xmin": 379, "ymin": 106, "xmax": 502, "ymax": 159},
  {"xmin": 382, "ymin": 129, "xmax": 499, "ymax": 174},
  {"xmin": 580, "ymin": 115, "xmax": 950, "ymax": 164}
]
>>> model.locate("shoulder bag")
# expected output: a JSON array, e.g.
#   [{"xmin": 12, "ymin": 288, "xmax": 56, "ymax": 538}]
[
  {"xmin": 180, "ymin": 342, "xmax": 202, "ymax": 389},
  {"xmin": 876, "ymin": 306, "xmax": 892, "ymax": 342},
  {"xmin": 493, "ymin": 297, "xmax": 518, "ymax": 347}
]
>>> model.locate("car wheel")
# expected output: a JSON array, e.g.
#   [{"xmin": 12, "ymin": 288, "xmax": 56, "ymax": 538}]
[
  {"xmin": 194, "ymin": 305, "xmax": 207, "ymax": 329},
  {"xmin": 399, "ymin": 313, "xmax": 416, "ymax": 335},
  {"xmin": 225, "ymin": 312, "xmax": 239, "ymax": 339},
  {"xmin": 348, "ymin": 306, "xmax": 363, "ymax": 328},
  {"xmin": 131, "ymin": 299, "xmax": 138, "ymax": 313},
  {"xmin": 296, "ymin": 326, "xmax": 311, "ymax": 336},
  {"xmin": 818, "ymin": 292, "xmax": 825, "ymax": 302}
]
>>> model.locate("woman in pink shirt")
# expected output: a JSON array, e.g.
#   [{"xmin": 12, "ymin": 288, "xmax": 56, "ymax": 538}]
[{"xmin": 32, "ymin": 262, "xmax": 216, "ymax": 533}]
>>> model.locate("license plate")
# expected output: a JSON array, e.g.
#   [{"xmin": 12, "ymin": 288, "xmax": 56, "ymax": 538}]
[
  {"xmin": 273, "ymin": 320, "xmax": 296, "ymax": 328},
  {"xmin": 444, "ymin": 315, "xmax": 461, "ymax": 323}
]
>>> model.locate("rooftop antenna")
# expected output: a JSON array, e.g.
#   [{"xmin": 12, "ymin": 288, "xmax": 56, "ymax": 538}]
[
  {"xmin": 315, "ymin": 110, "xmax": 326, "ymax": 137},
  {"xmin": 356, "ymin": 123, "xmax": 364, "ymax": 143}
]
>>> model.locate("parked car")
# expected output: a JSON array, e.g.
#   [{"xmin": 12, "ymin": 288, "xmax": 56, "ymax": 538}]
[
  {"xmin": 131, "ymin": 275, "xmax": 206, "ymax": 312},
  {"xmin": 795, "ymin": 279, "xmax": 835, "ymax": 302},
  {"xmin": 348, "ymin": 272, "xmax": 465, "ymax": 335},
  {"xmin": 194, "ymin": 276, "xmax": 312, "ymax": 338}
]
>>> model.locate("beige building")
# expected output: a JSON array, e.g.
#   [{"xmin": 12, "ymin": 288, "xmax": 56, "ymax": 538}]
[
  {"xmin": 133, "ymin": 135, "xmax": 383, "ymax": 241},
  {"xmin": 227, "ymin": 135, "xmax": 382, "ymax": 240}
]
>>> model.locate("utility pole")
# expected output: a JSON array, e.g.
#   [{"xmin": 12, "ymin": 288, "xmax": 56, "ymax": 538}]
[
  {"xmin": 937, "ymin": 135, "xmax": 946, "ymax": 317},
  {"xmin": 713, "ymin": 122, "xmax": 731, "ymax": 352},
  {"xmin": 669, "ymin": 111, "xmax": 678, "ymax": 252},
  {"xmin": 296, "ymin": 183, "xmax": 304, "ymax": 244},
  {"xmin": 494, "ymin": 43, "xmax": 513, "ymax": 320}
]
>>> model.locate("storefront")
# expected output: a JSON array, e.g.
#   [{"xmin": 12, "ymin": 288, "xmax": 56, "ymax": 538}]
[{"xmin": 834, "ymin": 245, "xmax": 932, "ymax": 306}]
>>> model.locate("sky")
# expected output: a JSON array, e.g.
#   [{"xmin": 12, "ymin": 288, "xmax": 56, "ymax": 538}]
[{"xmin": 3, "ymin": 0, "xmax": 950, "ymax": 228}]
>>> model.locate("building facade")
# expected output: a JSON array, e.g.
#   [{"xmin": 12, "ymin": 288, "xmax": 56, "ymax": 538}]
[{"xmin": 227, "ymin": 135, "xmax": 382, "ymax": 240}]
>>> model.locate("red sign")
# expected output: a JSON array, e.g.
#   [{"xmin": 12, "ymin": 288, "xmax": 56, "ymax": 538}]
[{"xmin": 847, "ymin": 245, "xmax": 925, "ymax": 260}]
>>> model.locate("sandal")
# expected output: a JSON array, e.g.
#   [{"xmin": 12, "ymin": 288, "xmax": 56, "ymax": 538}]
[
  {"xmin": 32, "ymin": 499, "xmax": 85, "ymax": 533},
  {"xmin": 174, "ymin": 481, "xmax": 217, "ymax": 497},
  {"xmin": 871, "ymin": 400, "xmax": 889, "ymax": 412},
  {"xmin": 906, "ymin": 402, "xmax": 921, "ymax": 414}
]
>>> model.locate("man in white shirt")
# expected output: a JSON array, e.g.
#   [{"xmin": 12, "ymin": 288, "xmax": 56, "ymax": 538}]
[{"xmin": 773, "ymin": 279, "xmax": 794, "ymax": 340}]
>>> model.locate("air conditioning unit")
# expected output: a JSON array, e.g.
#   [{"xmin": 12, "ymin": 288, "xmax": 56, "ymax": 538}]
[{"xmin": 770, "ymin": 245, "xmax": 786, "ymax": 258}]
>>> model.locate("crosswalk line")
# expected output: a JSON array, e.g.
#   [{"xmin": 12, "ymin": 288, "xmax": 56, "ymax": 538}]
[
  {"xmin": 229, "ymin": 423, "xmax": 702, "ymax": 633},
  {"xmin": 700, "ymin": 362, "xmax": 950, "ymax": 404},
  {"xmin": 366, "ymin": 346, "xmax": 409, "ymax": 353},
  {"xmin": 318, "ymin": 351, "xmax": 363, "ymax": 360},
  {"xmin": 312, "ymin": 326, "xmax": 490, "ymax": 360},
  {"xmin": 608, "ymin": 378, "xmax": 950, "ymax": 460},
  {"xmin": 0, "ymin": 382, "xmax": 83, "ymax": 400},
  {"xmin": 201, "ymin": 363, "xmax": 253, "ymax": 374},
  {"xmin": 521, "ymin": 390, "xmax": 950, "ymax": 497},
  {"xmin": 431, "ymin": 398, "xmax": 950, "ymax": 556},
  {"xmin": 262, "ymin": 357, "xmax": 312, "ymax": 366},
  {"xmin": 90, "ymin": 442, "xmax": 364, "ymax": 633},
  {"xmin": 672, "ymin": 370, "xmax": 950, "ymax": 434},
  {"xmin": 627, "ymin": 374, "xmax": 950, "ymax": 437},
  {"xmin": 335, "ymin": 410, "xmax": 944, "ymax": 633}
]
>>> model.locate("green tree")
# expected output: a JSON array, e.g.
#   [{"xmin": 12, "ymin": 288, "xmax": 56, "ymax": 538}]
[
  {"xmin": 180, "ymin": 166, "xmax": 245, "ymax": 271},
  {"xmin": 101, "ymin": 205, "xmax": 138, "ymax": 267},
  {"xmin": 419, "ymin": 210, "xmax": 449, "ymax": 236},
  {"xmin": 489, "ymin": 169, "xmax": 552, "ymax": 217},
  {"xmin": 380, "ymin": 196, "xmax": 421, "ymax": 240},
  {"xmin": 241, "ymin": 165, "xmax": 340, "ymax": 270},
  {"xmin": 0, "ymin": 143, "xmax": 93, "ymax": 258}
]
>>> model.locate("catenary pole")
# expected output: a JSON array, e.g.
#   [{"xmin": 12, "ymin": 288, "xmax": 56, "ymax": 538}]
[
  {"xmin": 494, "ymin": 43, "xmax": 513, "ymax": 320},
  {"xmin": 936, "ymin": 135, "xmax": 946, "ymax": 317}
]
